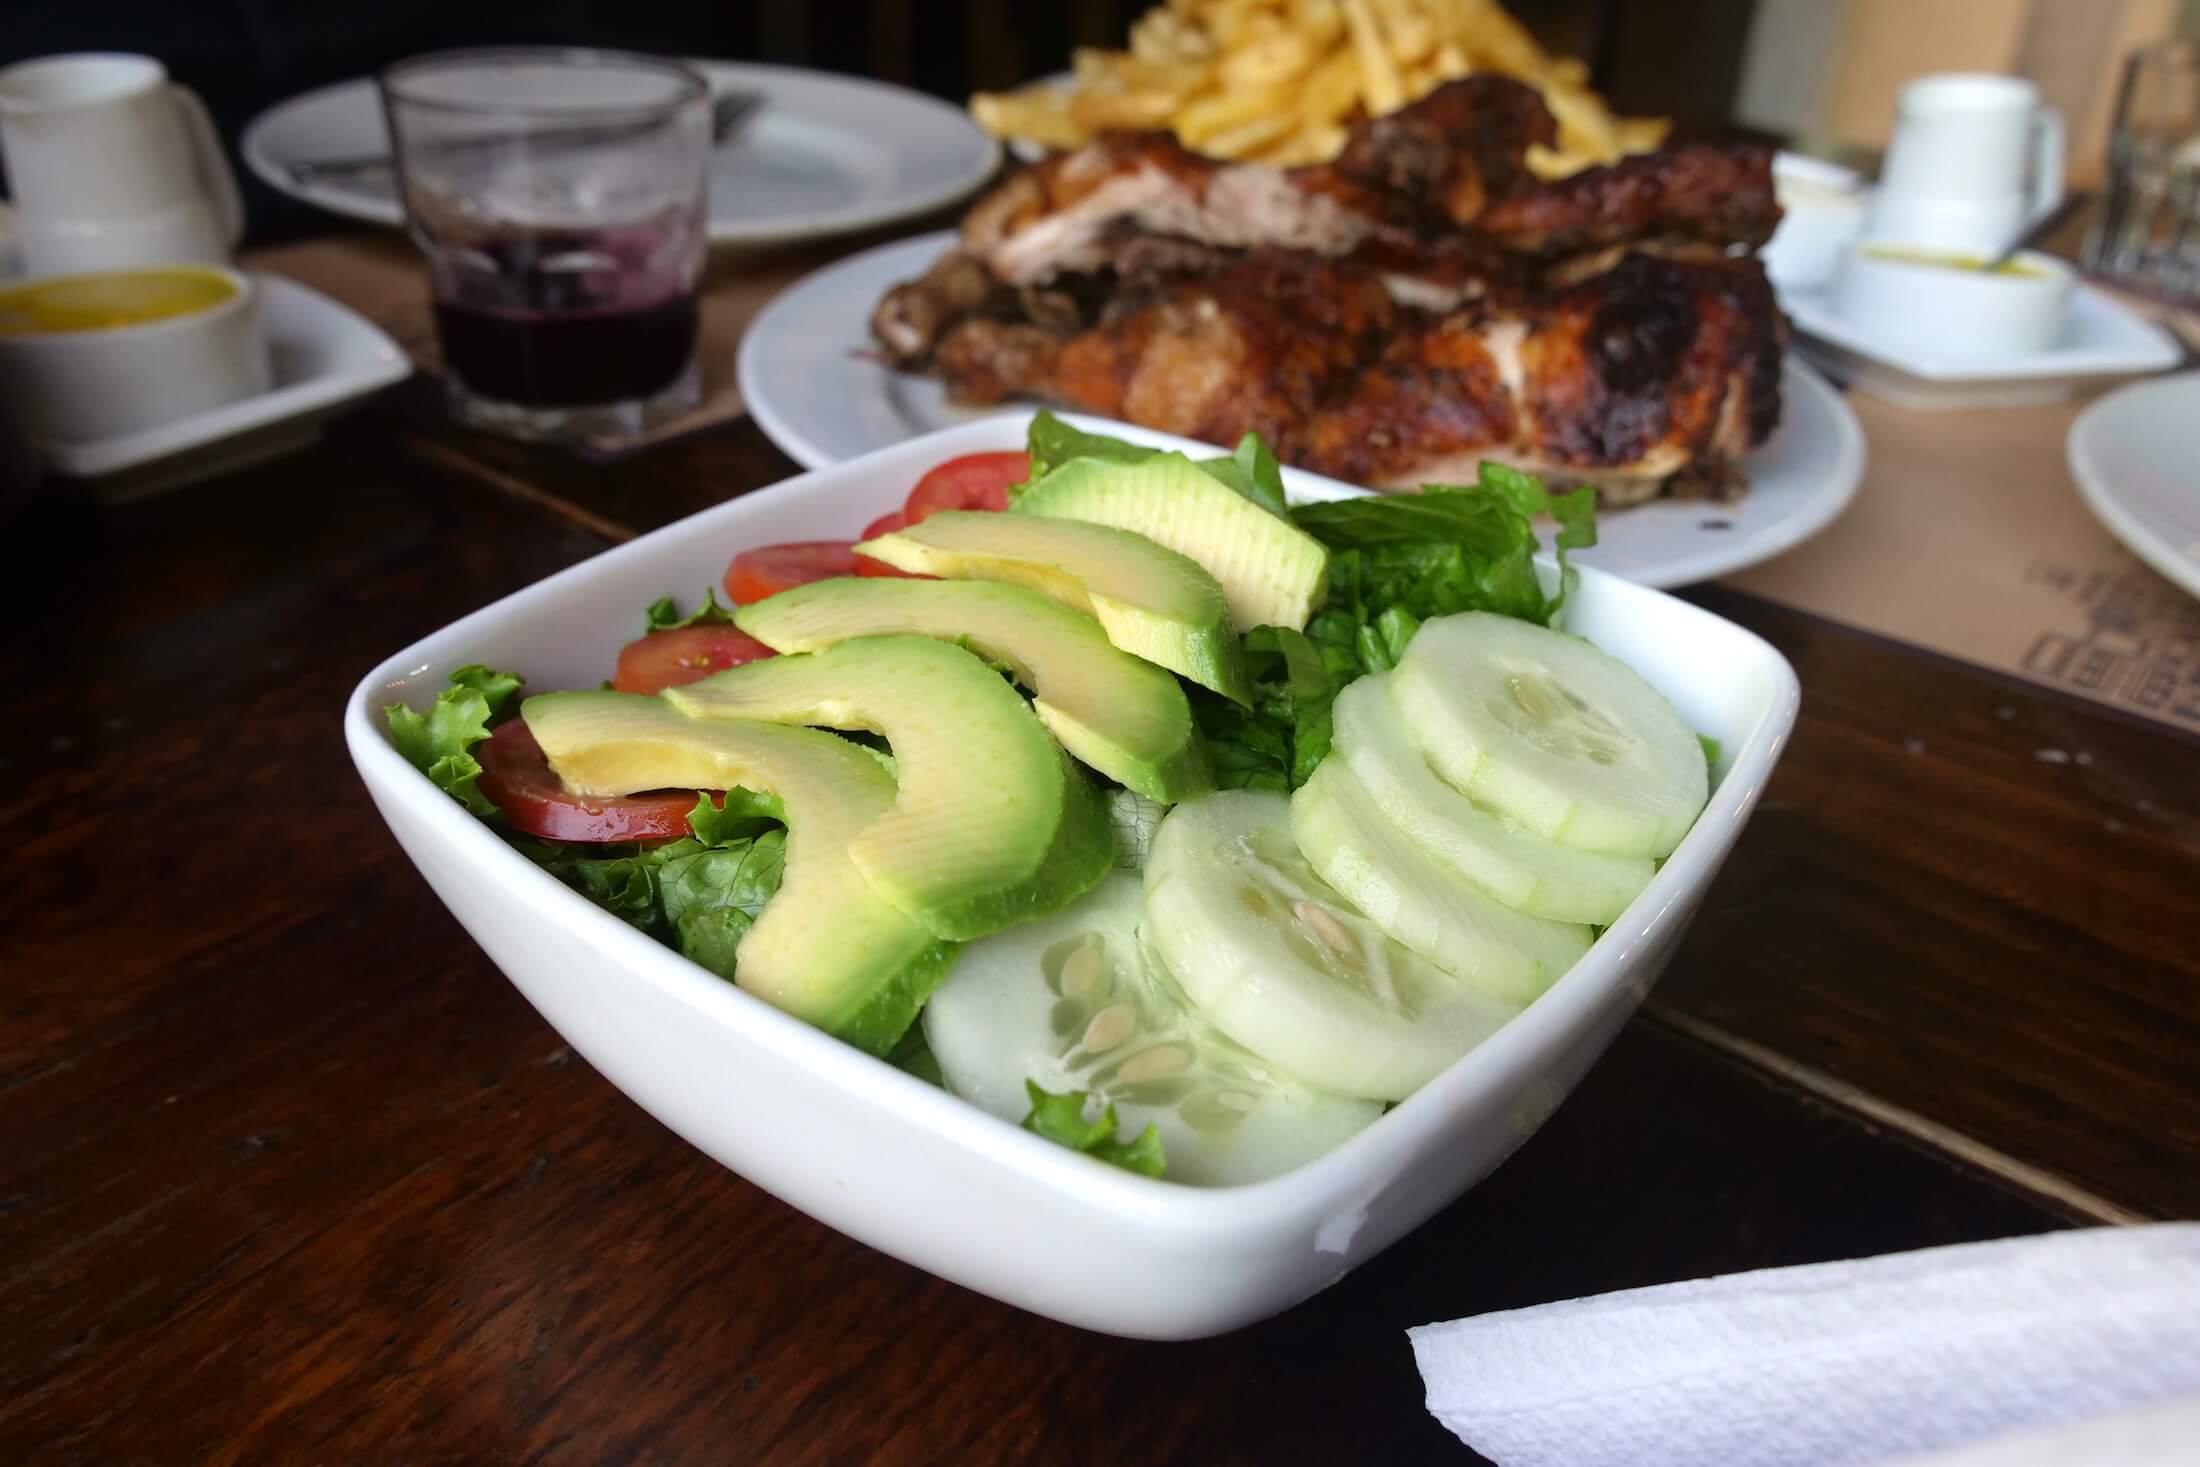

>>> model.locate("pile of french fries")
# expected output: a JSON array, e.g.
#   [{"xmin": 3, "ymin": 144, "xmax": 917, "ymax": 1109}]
[{"xmin": 970, "ymin": 0, "xmax": 1668, "ymax": 176}]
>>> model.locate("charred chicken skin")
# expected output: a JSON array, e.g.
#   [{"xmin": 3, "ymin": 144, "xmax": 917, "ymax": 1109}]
[{"xmin": 873, "ymin": 75, "xmax": 1785, "ymax": 500}]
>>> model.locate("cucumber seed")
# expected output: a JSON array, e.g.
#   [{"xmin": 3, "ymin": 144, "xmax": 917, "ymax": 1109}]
[
  {"xmin": 1294, "ymin": 900, "xmax": 1359, "ymax": 961},
  {"xmin": 1116, "ymin": 1044, "xmax": 1191, "ymax": 1084},
  {"xmin": 1080, "ymin": 1003, "xmax": 1136, "ymax": 1054},
  {"xmin": 1058, "ymin": 938, "xmax": 1104, "ymax": 998}
]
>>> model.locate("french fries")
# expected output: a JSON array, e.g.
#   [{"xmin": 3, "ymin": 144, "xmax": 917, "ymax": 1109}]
[{"xmin": 968, "ymin": 0, "xmax": 1668, "ymax": 174}]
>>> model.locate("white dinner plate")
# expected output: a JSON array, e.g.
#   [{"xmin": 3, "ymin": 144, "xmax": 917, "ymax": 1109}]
[
  {"xmin": 2067, "ymin": 372, "xmax": 2200, "ymax": 601},
  {"xmin": 243, "ymin": 63, "xmax": 1001, "ymax": 247},
  {"xmin": 739, "ymin": 232, "xmax": 1868, "ymax": 589}
]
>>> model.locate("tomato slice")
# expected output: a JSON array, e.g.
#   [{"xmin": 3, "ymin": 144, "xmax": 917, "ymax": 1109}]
[
  {"xmin": 476, "ymin": 718, "xmax": 702, "ymax": 843},
  {"xmin": 724, "ymin": 541, "xmax": 860, "ymax": 603},
  {"xmin": 855, "ymin": 510, "xmax": 930, "ymax": 579},
  {"xmin": 610, "ymin": 625, "xmax": 776, "ymax": 694},
  {"xmin": 904, "ymin": 451, "xmax": 1028, "ymax": 521}
]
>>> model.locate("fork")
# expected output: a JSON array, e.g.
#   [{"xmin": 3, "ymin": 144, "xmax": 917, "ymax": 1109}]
[{"xmin": 285, "ymin": 89, "xmax": 764, "ymax": 186}]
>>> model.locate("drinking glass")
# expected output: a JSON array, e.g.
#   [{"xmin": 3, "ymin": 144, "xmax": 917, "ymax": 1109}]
[
  {"xmin": 2085, "ymin": 41, "xmax": 2200, "ymax": 298},
  {"xmin": 382, "ymin": 48, "xmax": 710, "ymax": 443}
]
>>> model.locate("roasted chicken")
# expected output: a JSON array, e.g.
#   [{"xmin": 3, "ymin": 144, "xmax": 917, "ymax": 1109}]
[{"xmin": 875, "ymin": 76, "xmax": 1786, "ymax": 500}]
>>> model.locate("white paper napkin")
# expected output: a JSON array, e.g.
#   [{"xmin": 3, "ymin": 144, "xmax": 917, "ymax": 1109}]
[{"xmin": 1408, "ymin": 1225, "xmax": 2200, "ymax": 1467}]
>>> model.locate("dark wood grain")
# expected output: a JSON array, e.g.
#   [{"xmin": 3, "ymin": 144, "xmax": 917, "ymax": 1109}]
[
  {"xmin": 413, "ymin": 414, "xmax": 801, "ymax": 543},
  {"xmin": 0, "ymin": 382, "xmax": 2184, "ymax": 1466},
  {"xmin": 1654, "ymin": 590, "xmax": 2200, "ymax": 1220}
]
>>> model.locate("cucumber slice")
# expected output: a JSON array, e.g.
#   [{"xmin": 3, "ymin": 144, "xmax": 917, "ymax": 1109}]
[
  {"xmin": 1143, "ymin": 791, "xmax": 1520, "ymax": 1102},
  {"xmin": 1290, "ymin": 756, "xmax": 1593, "ymax": 1008},
  {"xmin": 924, "ymin": 875, "xmax": 1382, "ymax": 1185},
  {"xmin": 1390, "ymin": 612, "xmax": 1709, "ymax": 858},
  {"xmin": 1330, "ymin": 675, "xmax": 1654, "ymax": 924}
]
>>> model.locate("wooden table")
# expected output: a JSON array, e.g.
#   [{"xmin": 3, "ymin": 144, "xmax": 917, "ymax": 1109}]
[{"xmin": 6, "ymin": 354, "xmax": 2198, "ymax": 1466}]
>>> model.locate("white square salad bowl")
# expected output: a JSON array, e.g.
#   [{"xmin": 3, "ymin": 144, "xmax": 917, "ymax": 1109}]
[{"xmin": 346, "ymin": 413, "xmax": 1799, "ymax": 1340}]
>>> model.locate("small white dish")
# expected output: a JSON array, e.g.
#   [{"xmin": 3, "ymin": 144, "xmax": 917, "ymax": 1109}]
[
  {"xmin": 1763, "ymin": 153, "xmax": 1866, "ymax": 292},
  {"xmin": 1830, "ymin": 244, "xmax": 2073, "ymax": 360},
  {"xmin": 346, "ymin": 412, "xmax": 1799, "ymax": 1340},
  {"xmin": 0, "ymin": 263, "xmax": 268, "ymax": 441},
  {"xmin": 38, "ymin": 272, "xmax": 409, "ymax": 498},
  {"xmin": 738, "ymin": 231, "xmax": 1867, "ymax": 589},
  {"xmin": 244, "ymin": 62, "xmax": 1001, "ymax": 247},
  {"xmin": 1785, "ymin": 276, "xmax": 2181, "ymax": 411},
  {"xmin": 2068, "ymin": 372, "xmax": 2200, "ymax": 601}
]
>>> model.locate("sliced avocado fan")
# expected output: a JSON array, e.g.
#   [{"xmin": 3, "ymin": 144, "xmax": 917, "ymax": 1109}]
[
  {"xmin": 666, "ymin": 634, "xmax": 1111, "ymax": 939},
  {"xmin": 1015, "ymin": 451, "xmax": 1329, "ymax": 633},
  {"xmin": 521, "ymin": 691, "xmax": 955, "ymax": 1055},
  {"xmin": 733, "ymin": 576, "xmax": 1211, "ymax": 803},
  {"xmin": 854, "ymin": 511, "xmax": 1251, "ymax": 706}
]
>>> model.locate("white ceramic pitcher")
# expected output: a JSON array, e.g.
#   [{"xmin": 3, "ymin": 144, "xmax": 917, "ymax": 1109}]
[
  {"xmin": 0, "ymin": 53, "xmax": 243, "ymax": 275},
  {"xmin": 1865, "ymin": 73, "xmax": 2065, "ymax": 257}
]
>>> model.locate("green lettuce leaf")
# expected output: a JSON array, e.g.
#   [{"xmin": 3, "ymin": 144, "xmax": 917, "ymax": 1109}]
[
  {"xmin": 1023, "ymin": 410, "xmax": 1157, "ymax": 485},
  {"xmin": 655, "ymin": 829, "xmax": 787, "ymax": 979},
  {"xmin": 1698, "ymin": 733, "xmax": 1723, "ymax": 768},
  {"xmin": 1021, "ymin": 1081, "xmax": 1166, "ymax": 1178},
  {"xmin": 515, "ymin": 787, "xmax": 788, "ymax": 977},
  {"xmin": 1193, "ymin": 432, "xmax": 1289, "ymax": 517},
  {"xmin": 644, "ymin": 588, "xmax": 739, "ymax": 633},
  {"xmin": 687, "ymin": 788, "xmax": 786, "ymax": 845},
  {"xmin": 1107, "ymin": 789, "xmax": 1167, "ymax": 871},
  {"xmin": 1188, "ymin": 625, "xmax": 1356, "ymax": 792},
  {"xmin": 1022, "ymin": 412, "xmax": 1292, "ymax": 520},
  {"xmin": 1291, "ymin": 462, "xmax": 1597, "ymax": 628},
  {"xmin": 384, "ymin": 664, "xmax": 525, "ymax": 817},
  {"xmin": 888, "ymin": 1026, "xmax": 947, "ymax": 1087}
]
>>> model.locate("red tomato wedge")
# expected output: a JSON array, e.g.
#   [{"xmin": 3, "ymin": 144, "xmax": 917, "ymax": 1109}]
[
  {"xmin": 611, "ymin": 625, "xmax": 776, "ymax": 695},
  {"xmin": 725, "ymin": 541, "xmax": 860, "ymax": 603},
  {"xmin": 855, "ymin": 510, "xmax": 929, "ymax": 579},
  {"xmin": 476, "ymin": 718, "xmax": 701, "ymax": 843},
  {"xmin": 904, "ymin": 451, "xmax": 1028, "ymax": 521}
]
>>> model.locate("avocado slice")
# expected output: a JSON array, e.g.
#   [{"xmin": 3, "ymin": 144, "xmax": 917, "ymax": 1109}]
[
  {"xmin": 855, "ymin": 511, "xmax": 1252, "ymax": 706},
  {"xmin": 1015, "ymin": 452, "xmax": 1329, "ymax": 633},
  {"xmin": 664, "ymin": 635, "xmax": 1110, "ymax": 939},
  {"xmin": 521, "ymin": 691, "xmax": 956, "ymax": 1055},
  {"xmin": 733, "ymin": 577, "xmax": 1212, "ymax": 804}
]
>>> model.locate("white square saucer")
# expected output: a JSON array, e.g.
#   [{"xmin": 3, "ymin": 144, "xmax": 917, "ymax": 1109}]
[
  {"xmin": 34, "ymin": 272, "xmax": 412, "ymax": 501},
  {"xmin": 1784, "ymin": 280, "xmax": 2182, "ymax": 411}
]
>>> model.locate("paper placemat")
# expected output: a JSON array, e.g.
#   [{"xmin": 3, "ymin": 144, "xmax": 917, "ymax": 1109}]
[
  {"xmin": 246, "ymin": 233, "xmax": 836, "ymax": 457},
  {"xmin": 1725, "ymin": 388, "xmax": 2200, "ymax": 736}
]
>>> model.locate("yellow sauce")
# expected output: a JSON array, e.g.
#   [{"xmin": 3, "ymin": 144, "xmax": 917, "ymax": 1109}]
[
  {"xmin": 1858, "ymin": 246, "xmax": 2050, "ymax": 279},
  {"xmin": 0, "ymin": 267, "xmax": 238, "ymax": 336}
]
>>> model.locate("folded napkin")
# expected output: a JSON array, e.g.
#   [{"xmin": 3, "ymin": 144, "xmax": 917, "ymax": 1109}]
[
  {"xmin": 1408, "ymin": 1225, "xmax": 2200, "ymax": 1467},
  {"xmin": 1874, "ymin": 1391, "xmax": 2200, "ymax": 1467}
]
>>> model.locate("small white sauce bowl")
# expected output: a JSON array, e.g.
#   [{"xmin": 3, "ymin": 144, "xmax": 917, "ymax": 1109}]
[
  {"xmin": 1828, "ymin": 243, "xmax": 2073, "ymax": 359},
  {"xmin": 1763, "ymin": 153, "xmax": 1867, "ymax": 291},
  {"xmin": 0, "ymin": 263, "xmax": 270, "ymax": 443}
]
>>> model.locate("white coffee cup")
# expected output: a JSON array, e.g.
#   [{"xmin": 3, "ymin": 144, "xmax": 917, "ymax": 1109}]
[
  {"xmin": 0, "ymin": 265, "xmax": 269, "ymax": 442},
  {"xmin": 0, "ymin": 53, "xmax": 244, "ymax": 276},
  {"xmin": 1865, "ymin": 73, "xmax": 2065, "ymax": 258}
]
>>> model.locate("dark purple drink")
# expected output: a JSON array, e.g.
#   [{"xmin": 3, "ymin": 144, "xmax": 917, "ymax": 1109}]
[
  {"xmin": 434, "ymin": 294, "xmax": 698, "ymax": 406},
  {"xmin": 427, "ymin": 225, "xmax": 700, "ymax": 409},
  {"xmin": 384, "ymin": 49, "xmax": 710, "ymax": 442}
]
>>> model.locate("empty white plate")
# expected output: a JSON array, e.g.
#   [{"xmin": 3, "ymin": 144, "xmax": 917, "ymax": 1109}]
[
  {"xmin": 243, "ymin": 62, "xmax": 1000, "ymax": 248},
  {"xmin": 40, "ymin": 274, "xmax": 411, "ymax": 499},
  {"xmin": 738, "ymin": 231, "xmax": 1867, "ymax": 590},
  {"xmin": 2068, "ymin": 372, "xmax": 2200, "ymax": 601}
]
